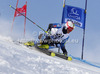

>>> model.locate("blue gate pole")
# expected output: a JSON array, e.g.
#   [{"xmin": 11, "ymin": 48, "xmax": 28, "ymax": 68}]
[{"xmin": 81, "ymin": 0, "xmax": 87, "ymax": 59}]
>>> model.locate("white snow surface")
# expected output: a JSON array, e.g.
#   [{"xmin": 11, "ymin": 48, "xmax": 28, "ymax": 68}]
[{"xmin": 0, "ymin": 35, "xmax": 100, "ymax": 74}]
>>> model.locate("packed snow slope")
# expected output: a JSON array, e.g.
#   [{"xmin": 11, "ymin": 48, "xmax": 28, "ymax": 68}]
[{"xmin": 0, "ymin": 35, "xmax": 100, "ymax": 74}]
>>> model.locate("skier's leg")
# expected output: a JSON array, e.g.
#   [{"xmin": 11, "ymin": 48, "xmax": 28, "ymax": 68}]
[
  {"xmin": 38, "ymin": 33, "xmax": 43, "ymax": 39},
  {"xmin": 47, "ymin": 24, "xmax": 54, "ymax": 31},
  {"xmin": 61, "ymin": 39, "xmax": 68, "ymax": 56},
  {"xmin": 38, "ymin": 24, "xmax": 53, "ymax": 39},
  {"xmin": 61, "ymin": 44, "xmax": 68, "ymax": 56},
  {"xmin": 38, "ymin": 38, "xmax": 54, "ymax": 49}
]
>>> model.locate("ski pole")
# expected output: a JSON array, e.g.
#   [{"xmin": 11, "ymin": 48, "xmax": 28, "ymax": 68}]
[{"xmin": 9, "ymin": 5, "xmax": 48, "ymax": 33}]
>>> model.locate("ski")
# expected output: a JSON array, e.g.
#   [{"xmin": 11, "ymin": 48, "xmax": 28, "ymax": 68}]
[
  {"xmin": 36, "ymin": 47, "xmax": 72, "ymax": 61},
  {"xmin": 23, "ymin": 41, "xmax": 72, "ymax": 61},
  {"xmin": 13, "ymin": 40, "xmax": 72, "ymax": 61}
]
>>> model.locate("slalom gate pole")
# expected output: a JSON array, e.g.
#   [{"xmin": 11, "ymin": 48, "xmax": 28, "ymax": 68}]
[
  {"xmin": 11, "ymin": 0, "xmax": 19, "ymax": 32},
  {"xmin": 9, "ymin": 5, "xmax": 47, "ymax": 33},
  {"xmin": 61, "ymin": 0, "xmax": 66, "ymax": 24},
  {"xmin": 81, "ymin": 0, "xmax": 87, "ymax": 59}
]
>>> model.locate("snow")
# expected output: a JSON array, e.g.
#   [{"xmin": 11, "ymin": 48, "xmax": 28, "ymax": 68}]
[{"xmin": 0, "ymin": 35, "xmax": 100, "ymax": 74}]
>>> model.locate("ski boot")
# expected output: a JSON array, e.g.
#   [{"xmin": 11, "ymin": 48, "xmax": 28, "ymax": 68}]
[
  {"xmin": 37, "ymin": 44, "xmax": 49, "ymax": 49},
  {"xmin": 63, "ymin": 52, "xmax": 72, "ymax": 61}
]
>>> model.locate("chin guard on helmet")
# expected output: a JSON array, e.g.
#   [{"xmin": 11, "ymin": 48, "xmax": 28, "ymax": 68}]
[{"xmin": 62, "ymin": 21, "xmax": 75, "ymax": 34}]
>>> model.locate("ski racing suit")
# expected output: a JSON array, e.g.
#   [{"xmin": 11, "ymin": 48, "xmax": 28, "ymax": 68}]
[{"xmin": 45, "ymin": 23, "xmax": 69, "ymax": 55}]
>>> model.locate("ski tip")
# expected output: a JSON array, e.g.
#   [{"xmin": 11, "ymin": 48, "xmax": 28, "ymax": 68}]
[
  {"xmin": 51, "ymin": 52, "xmax": 55, "ymax": 57},
  {"xmin": 9, "ymin": 5, "xmax": 11, "ymax": 7},
  {"xmin": 68, "ymin": 57, "xmax": 72, "ymax": 61}
]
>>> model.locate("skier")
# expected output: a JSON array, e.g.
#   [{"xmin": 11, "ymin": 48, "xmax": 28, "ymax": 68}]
[{"xmin": 39, "ymin": 21, "xmax": 75, "ymax": 56}]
